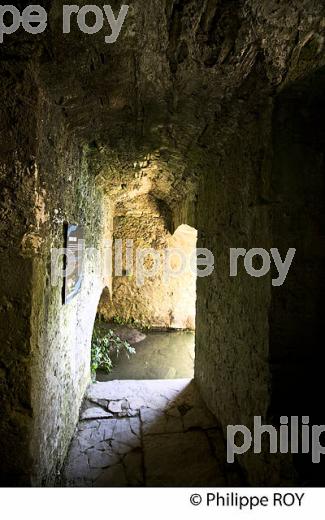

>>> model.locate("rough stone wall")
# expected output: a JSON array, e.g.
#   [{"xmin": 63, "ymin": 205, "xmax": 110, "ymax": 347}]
[
  {"xmin": 29, "ymin": 103, "xmax": 113, "ymax": 484},
  {"xmin": 194, "ymin": 93, "xmax": 279, "ymax": 484},
  {"xmin": 269, "ymin": 70, "xmax": 325, "ymax": 425},
  {"xmin": 193, "ymin": 2, "xmax": 325, "ymax": 485},
  {"xmin": 0, "ymin": 56, "xmax": 40, "ymax": 485},
  {"xmin": 0, "ymin": 55, "xmax": 113, "ymax": 483},
  {"xmin": 99, "ymin": 194, "xmax": 197, "ymax": 329}
]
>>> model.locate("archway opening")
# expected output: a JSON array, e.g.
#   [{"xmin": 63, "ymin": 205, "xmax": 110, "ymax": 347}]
[{"xmin": 91, "ymin": 206, "xmax": 198, "ymax": 381}]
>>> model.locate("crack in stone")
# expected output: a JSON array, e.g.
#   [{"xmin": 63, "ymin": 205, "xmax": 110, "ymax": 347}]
[{"xmin": 64, "ymin": 380, "xmax": 244, "ymax": 486}]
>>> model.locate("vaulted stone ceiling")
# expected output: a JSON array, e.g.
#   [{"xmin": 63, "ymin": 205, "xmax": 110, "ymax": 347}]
[
  {"xmin": 1, "ymin": 0, "xmax": 324, "ymax": 241},
  {"xmin": 17, "ymin": 0, "xmax": 321, "ymax": 225},
  {"xmin": 3, "ymin": 1, "xmax": 325, "ymax": 146},
  {"xmin": 2, "ymin": 0, "xmax": 324, "ymax": 222},
  {"xmin": 35, "ymin": 0, "xmax": 324, "ymax": 142}
]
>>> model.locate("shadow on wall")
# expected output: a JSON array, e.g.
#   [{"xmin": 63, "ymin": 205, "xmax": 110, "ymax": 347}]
[{"xmin": 269, "ymin": 66, "xmax": 325, "ymax": 484}]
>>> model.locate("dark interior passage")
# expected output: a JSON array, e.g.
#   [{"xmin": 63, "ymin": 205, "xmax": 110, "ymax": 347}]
[
  {"xmin": 270, "ymin": 68, "xmax": 325, "ymax": 420},
  {"xmin": 269, "ymin": 68, "xmax": 325, "ymax": 484},
  {"xmin": 1, "ymin": 0, "xmax": 325, "ymax": 487}
]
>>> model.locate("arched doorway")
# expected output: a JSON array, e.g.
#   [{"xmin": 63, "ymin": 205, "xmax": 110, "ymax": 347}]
[{"xmin": 91, "ymin": 210, "xmax": 198, "ymax": 381}]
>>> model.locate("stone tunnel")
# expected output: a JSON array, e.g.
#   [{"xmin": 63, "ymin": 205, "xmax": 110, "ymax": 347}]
[{"xmin": 1, "ymin": 0, "xmax": 325, "ymax": 487}]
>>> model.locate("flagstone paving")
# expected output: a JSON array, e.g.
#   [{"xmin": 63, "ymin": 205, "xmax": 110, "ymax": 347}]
[{"xmin": 62, "ymin": 379, "xmax": 244, "ymax": 487}]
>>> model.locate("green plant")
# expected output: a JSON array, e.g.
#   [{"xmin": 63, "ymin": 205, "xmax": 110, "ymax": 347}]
[
  {"xmin": 91, "ymin": 326, "xmax": 136, "ymax": 379},
  {"xmin": 112, "ymin": 316, "xmax": 127, "ymax": 325}
]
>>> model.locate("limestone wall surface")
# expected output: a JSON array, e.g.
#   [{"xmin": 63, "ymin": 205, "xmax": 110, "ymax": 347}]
[
  {"xmin": 99, "ymin": 194, "xmax": 197, "ymax": 330},
  {"xmin": 29, "ymin": 109, "xmax": 114, "ymax": 484}
]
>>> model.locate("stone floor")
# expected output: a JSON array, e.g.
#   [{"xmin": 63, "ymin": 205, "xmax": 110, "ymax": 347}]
[{"xmin": 62, "ymin": 379, "xmax": 243, "ymax": 487}]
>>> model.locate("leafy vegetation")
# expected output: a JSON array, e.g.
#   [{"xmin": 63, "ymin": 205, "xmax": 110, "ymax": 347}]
[{"xmin": 91, "ymin": 324, "xmax": 136, "ymax": 379}]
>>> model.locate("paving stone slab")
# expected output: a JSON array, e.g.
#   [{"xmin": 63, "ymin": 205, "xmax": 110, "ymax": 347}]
[
  {"xmin": 183, "ymin": 406, "xmax": 219, "ymax": 430},
  {"xmin": 64, "ymin": 452, "xmax": 101, "ymax": 482},
  {"xmin": 63, "ymin": 379, "xmax": 242, "ymax": 487},
  {"xmin": 94, "ymin": 464, "xmax": 128, "ymax": 487},
  {"xmin": 87, "ymin": 379, "xmax": 191, "ymax": 406},
  {"xmin": 112, "ymin": 418, "xmax": 141, "ymax": 448},
  {"xmin": 81, "ymin": 407, "xmax": 114, "ymax": 420},
  {"xmin": 123, "ymin": 449, "xmax": 144, "ymax": 486},
  {"xmin": 88, "ymin": 442, "xmax": 120, "ymax": 469},
  {"xmin": 143, "ymin": 431, "xmax": 222, "ymax": 486},
  {"xmin": 140, "ymin": 408, "xmax": 183, "ymax": 435}
]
